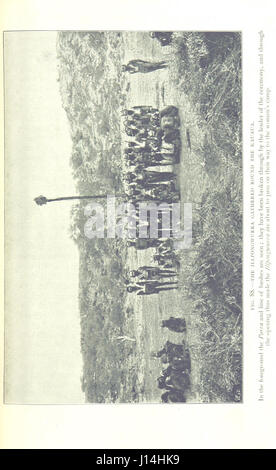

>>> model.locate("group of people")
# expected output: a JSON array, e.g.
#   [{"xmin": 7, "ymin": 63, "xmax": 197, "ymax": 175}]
[
  {"xmin": 125, "ymin": 236, "xmax": 180, "ymax": 297},
  {"xmin": 120, "ymin": 99, "xmax": 187, "ymax": 399},
  {"xmin": 121, "ymin": 105, "xmax": 181, "ymax": 241},
  {"xmin": 152, "ymin": 238, "xmax": 179, "ymax": 270},
  {"xmin": 126, "ymin": 265, "xmax": 179, "ymax": 296},
  {"xmin": 152, "ymin": 336, "xmax": 191, "ymax": 403},
  {"xmin": 125, "ymin": 232, "xmax": 181, "ymax": 293},
  {"xmin": 122, "ymin": 105, "xmax": 181, "ymax": 191},
  {"xmin": 120, "ymin": 105, "xmax": 182, "ymax": 295}
]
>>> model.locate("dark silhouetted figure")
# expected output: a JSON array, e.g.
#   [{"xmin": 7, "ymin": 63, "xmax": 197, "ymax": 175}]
[
  {"xmin": 161, "ymin": 390, "xmax": 186, "ymax": 403},
  {"xmin": 130, "ymin": 266, "xmax": 177, "ymax": 280},
  {"xmin": 150, "ymin": 32, "xmax": 173, "ymax": 46},
  {"xmin": 161, "ymin": 317, "xmax": 186, "ymax": 333},
  {"xmin": 122, "ymin": 59, "xmax": 168, "ymax": 74}
]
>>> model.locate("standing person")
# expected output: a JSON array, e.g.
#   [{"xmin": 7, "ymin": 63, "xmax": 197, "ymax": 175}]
[
  {"xmin": 127, "ymin": 238, "xmax": 160, "ymax": 250},
  {"xmin": 127, "ymin": 140, "xmax": 151, "ymax": 152},
  {"xmin": 122, "ymin": 59, "xmax": 168, "ymax": 74},
  {"xmin": 132, "ymin": 105, "xmax": 159, "ymax": 112},
  {"xmin": 152, "ymin": 254, "xmax": 175, "ymax": 269},
  {"xmin": 150, "ymin": 32, "xmax": 173, "ymax": 46},
  {"xmin": 161, "ymin": 391, "xmax": 186, "ymax": 403},
  {"xmin": 127, "ymin": 280, "xmax": 178, "ymax": 295},
  {"xmin": 124, "ymin": 152, "xmax": 137, "ymax": 165},
  {"xmin": 164, "ymin": 372, "xmax": 190, "ymax": 391},
  {"xmin": 171, "ymin": 355, "xmax": 191, "ymax": 373},
  {"xmin": 155, "ymin": 341, "xmax": 185, "ymax": 360},
  {"xmin": 136, "ymin": 128, "xmax": 149, "ymax": 141},
  {"xmin": 135, "ymin": 168, "xmax": 175, "ymax": 186},
  {"xmin": 127, "ymin": 118, "xmax": 145, "ymax": 131},
  {"xmin": 135, "ymin": 114, "xmax": 151, "ymax": 127},
  {"xmin": 161, "ymin": 317, "xmax": 187, "ymax": 333},
  {"xmin": 153, "ymin": 152, "xmax": 175, "ymax": 165},
  {"xmin": 153, "ymin": 250, "xmax": 179, "ymax": 269},
  {"xmin": 124, "ymin": 172, "xmax": 137, "ymax": 186},
  {"xmin": 132, "ymin": 152, "xmax": 152, "ymax": 167},
  {"xmin": 143, "ymin": 182, "xmax": 178, "ymax": 202},
  {"xmin": 146, "ymin": 135, "xmax": 161, "ymax": 153},
  {"xmin": 132, "ymin": 106, "xmax": 160, "ymax": 127},
  {"xmin": 127, "ymin": 185, "xmax": 143, "ymax": 200},
  {"xmin": 125, "ymin": 127, "xmax": 139, "ymax": 137},
  {"xmin": 130, "ymin": 266, "xmax": 177, "ymax": 280},
  {"xmin": 121, "ymin": 109, "xmax": 135, "ymax": 117},
  {"xmin": 132, "ymin": 105, "xmax": 158, "ymax": 112},
  {"xmin": 125, "ymin": 143, "xmax": 145, "ymax": 153},
  {"xmin": 159, "ymin": 186, "xmax": 180, "ymax": 203},
  {"xmin": 157, "ymin": 242, "xmax": 175, "ymax": 259},
  {"xmin": 145, "ymin": 169, "xmax": 175, "ymax": 183}
]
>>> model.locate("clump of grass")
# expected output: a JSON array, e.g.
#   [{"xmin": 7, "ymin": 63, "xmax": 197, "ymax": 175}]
[
  {"xmin": 180, "ymin": 176, "xmax": 242, "ymax": 402},
  {"xmin": 172, "ymin": 32, "xmax": 242, "ymax": 402},
  {"xmin": 171, "ymin": 32, "xmax": 242, "ymax": 169}
]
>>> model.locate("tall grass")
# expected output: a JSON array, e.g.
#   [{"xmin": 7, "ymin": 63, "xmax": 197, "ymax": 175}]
[
  {"xmin": 180, "ymin": 176, "xmax": 242, "ymax": 402},
  {"xmin": 173, "ymin": 32, "xmax": 242, "ymax": 402},
  {"xmin": 171, "ymin": 33, "xmax": 241, "ymax": 163}
]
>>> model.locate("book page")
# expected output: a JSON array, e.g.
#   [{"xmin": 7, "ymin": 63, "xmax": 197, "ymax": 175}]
[{"xmin": 1, "ymin": 0, "xmax": 275, "ymax": 449}]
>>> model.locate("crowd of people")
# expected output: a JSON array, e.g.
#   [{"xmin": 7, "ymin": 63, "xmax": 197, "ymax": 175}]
[
  {"xmin": 126, "ymin": 267, "xmax": 178, "ymax": 296},
  {"xmin": 121, "ymin": 105, "xmax": 182, "ymax": 296},
  {"xmin": 125, "ymin": 239, "xmax": 180, "ymax": 295},
  {"xmin": 122, "ymin": 105, "xmax": 181, "ymax": 185},
  {"xmin": 152, "ymin": 337, "xmax": 191, "ymax": 403},
  {"xmin": 120, "ymin": 103, "xmax": 188, "ymax": 401}
]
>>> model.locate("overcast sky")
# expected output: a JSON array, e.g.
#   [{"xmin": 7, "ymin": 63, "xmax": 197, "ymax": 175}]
[{"xmin": 5, "ymin": 32, "xmax": 85, "ymax": 403}]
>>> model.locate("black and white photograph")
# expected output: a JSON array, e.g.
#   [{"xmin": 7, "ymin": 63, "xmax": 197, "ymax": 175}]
[{"xmin": 4, "ymin": 30, "xmax": 243, "ymax": 405}]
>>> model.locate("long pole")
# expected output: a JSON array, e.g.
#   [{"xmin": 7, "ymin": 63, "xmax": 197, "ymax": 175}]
[
  {"xmin": 47, "ymin": 195, "xmax": 117, "ymax": 202},
  {"xmin": 34, "ymin": 194, "xmax": 126, "ymax": 206}
]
